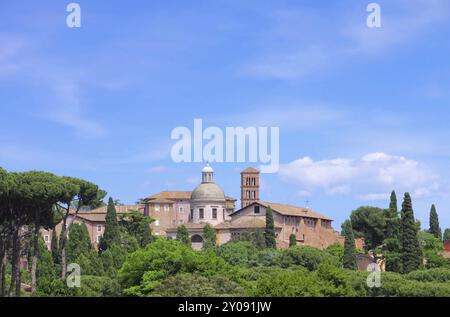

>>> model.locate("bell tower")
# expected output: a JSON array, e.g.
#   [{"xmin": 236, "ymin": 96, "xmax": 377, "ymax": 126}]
[{"xmin": 240, "ymin": 167, "xmax": 260, "ymax": 208}]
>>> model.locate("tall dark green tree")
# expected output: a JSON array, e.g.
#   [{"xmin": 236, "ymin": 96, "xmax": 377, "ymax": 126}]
[
  {"xmin": 385, "ymin": 191, "xmax": 400, "ymax": 238},
  {"xmin": 342, "ymin": 221, "xmax": 356, "ymax": 270},
  {"xmin": 444, "ymin": 228, "xmax": 450, "ymax": 241},
  {"xmin": 176, "ymin": 225, "xmax": 191, "ymax": 246},
  {"xmin": 51, "ymin": 230, "xmax": 60, "ymax": 265},
  {"xmin": 66, "ymin": 223, "xmax": 93, "ymax": 263},
  {"xmin": 265, "ymin": 206, "xmax": 276, "ymax": 249},
  {"xmin": 99, "ymin": 198, "xmax": 120, "ymax": 253},
  {"xmin": 428, "ymin": 204, "xmax": 442, "ymax": 240},
  {"xmin": 400, "ymin": 193, "xmax": 422, "ymax": 273},
  {"xmin": 383, "ymin": 190, "xmax": 402, "ymax": 272},
  {"xmin": 202, "ymin": 224, "xmax": 216, "ymax": 250},
  {"xmin": 289, "ymin": 233, "xmax": 296, "ymax": 247}
]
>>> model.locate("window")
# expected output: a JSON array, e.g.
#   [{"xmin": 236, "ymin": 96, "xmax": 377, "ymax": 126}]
[
  {"xmin": 97, "ymin": 224, "xmax": 102, "ymax": 232},
  {"xmin": 155, "ymin": 219, "xmax": 160, "ymax": 226},
  {"xmin": 44, "ymin": 235, "xmax": 49, "ymax": 242},
  {"xmin": 179, "ymin": 207, "xmax": 183, "ymax": 213},
  {"xmin": 190, "ymin": 209, "xmax": 193, "ymax": 221},
  {"xmin": 212, "ymin": 208, "xmax": 217, "ymax": 219},
  {"xmin": 199, "ymin": 208, "xmax": 204, "ymax": 219},
  {"xmin": 164, "ymin": 204, "xmax": 169, "ymax": 212},
  {"xmin": 96, "ymin": 235, "xmax": 101, "ymax": 243},
  {"xmin": 254, "ymin": 205, "xmax": 260, "ymax": 214},
  {"xmin": 155, "ymin": 204, "xmax": 160, "ymax": 211}
]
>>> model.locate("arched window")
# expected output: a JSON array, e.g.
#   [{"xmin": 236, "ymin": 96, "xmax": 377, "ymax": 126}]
[{"xmin": 191, "ymin": 234, "xmax": 203, "ymax": 243}]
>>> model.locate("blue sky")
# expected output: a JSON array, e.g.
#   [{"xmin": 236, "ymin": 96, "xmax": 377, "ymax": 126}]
[{"xmin": 1, "ymin": 0, "xmax": 450, "ymax": 231}]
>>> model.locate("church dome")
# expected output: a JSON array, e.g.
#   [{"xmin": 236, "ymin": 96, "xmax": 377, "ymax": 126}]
[
  {"xmin": 191, "ymin": 183, "xmax": 226, "ymax": 202},
  {"xmin": 191, "ymin": 163, "xmax": 226, "ymax": 202}
]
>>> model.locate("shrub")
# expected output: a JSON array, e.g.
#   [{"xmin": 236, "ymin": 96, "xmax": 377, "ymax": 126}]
[{"xmin": 276, "ymin": 246, "xmax": 340, "ymax": 270}]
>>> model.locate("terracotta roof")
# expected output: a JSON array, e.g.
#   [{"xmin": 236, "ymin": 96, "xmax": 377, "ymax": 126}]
[
  {"xmin": 144, "ymin": 191, "xmax": 236, "ymax": 202},
  {"xmin": 87, "ymin": 205, "xmax": 140, "ymax": 214},
  {"xmin": 259, "ymin": 201, "xmax": 332, "ymax": 220},
  {"xmin": 215, "ymin": 218, "xmax": 281, "ymax": 230},
  {"xmin": 241, "ymin": 167, "xmax": 259, "ymax": 174},
  {"xmin": 69, "ymin": 205, "xmax": 140, "ymax": 223},
  {"xmin": 230, "ymin": 201, "xmax": 332, "ymax": 221},
  {"xmin": 146, "ymin": 198, "xmax": 175, "ymax": 204},
  {"xmin": 145, "ymin": 191, "xmax": 192, "ymax": 201}
]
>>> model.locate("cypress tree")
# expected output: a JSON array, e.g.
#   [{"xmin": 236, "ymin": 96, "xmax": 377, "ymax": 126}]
[
  {"xmin": 264, "ymin": 206, "xmax": 276, "ymax": 249},
  {"xmin": 384, "ymin": 190, "xmax": 402, "ymax": 272},
  {"xmin": 343, "ymin": 221, "xmax": 357, "ymax": 270},
  {"xmin": 66, "ymin": 223, "xmax": 92, "ymax": 263},
  {"xmin": 99, "ymin": 198, "xmax": 120, "ymax": 253},
  {"xmin": 428, "ymin": 204, "xmax": 442, "ymax": 240},
  {"xmin": 202, "ymin": 224, "xmax": 216, "ymax": 250},
  {"xmin": 384, "ymin": 190, "xmax": 400, "ymax": 238},
  {"xmin": 400, "ymin": 193, "xmax": 421, "ymax": 273},
  {"xmin": 444, "ymin": 229, "xmax": 450, "ymax": 241},
  {"xmin": 289, "ymin": 233, "xmax": 296, "ymax": 247},
  {"xmin": 51, "ymin": 230, "xmax": 60, "ymax": 264},
  {"xmin": 389, "ymin": 190, "xmax": 397, "ymax": 212},
  {"xmin": 176, "ymin": 225, "xmax": 190, "ymax": 246}
]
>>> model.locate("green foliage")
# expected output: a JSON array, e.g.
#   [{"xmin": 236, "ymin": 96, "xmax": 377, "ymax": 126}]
[
  {"xmin": 418, "ymin": 231, "xmax": 447, "ymax": 269},
  {"xmin": 152, "ymin": 273, "xmax": 246, "ymax": 297},
  {"xmin": 232, "ymin": 231, "xmax": 266, "ymax": 249},
  {"xmin": 36, "ymin": 239, "xmax": 58, "ymax": 292},
  {"xmin": 325, "ymin": 243, "xmax": 344, "ymax": 265},
  {"xmin": 119, "ymin": 211, "xmax": 154, "ymax": 248},
  {"xmin": 216, "ymin": 241, "xmax": 259, "ymax": 267},
  {"xmin": 350, "ymin": 206, "xmax": 386, "ymax": 250},
  {"xmin": 289, "ymin": 234, "xmax": 296, "ymax": 247},
  {"xmin": 384, "ymin": 191, "xmax": 401, "ymax": 240},
  {"xmin": 406, "ymin": 268, "xmax": 450, "ymax": 283},
  {"xmin": 202, "ymin": 224, "xmax": 216, "ymax": 250},
  {"xmin": 343, "ymin": 221, "xmax": 356, "ymax": 270},
  {"xmin": 51, "ymin": 231, "xmax": 60, "ymax": 264},
  {"xmin": 34, "ymin": 275, "xmax": 121, "ymax": 297},
  {"xmin": 368, "ymin": 272, "xmax": 450, "ymax": 297},
  {"xmin": 428, "ymin": 205, "xmax": 442, "ymax": 240},
  {"xmin": 176, "ymin": 225, "xmax": 190, "ymax": 246},
  {"xmin": 66, "ymin": 223, "xmax": 92, "ymax": 263},
  {"xmin": 99, "ymin": 198, "xmax": 120, "ymax": 253},
  {"xmin": 276, "ymin": 246, "xmax": 339, "ymax": 271},
  {"xmin": 400, "ymin": 193, "xmax": 422, "ymax": 273},
  {"xmin": 444, "ymin": 229, "xmax": 450, "ymax": 241},
  {"xmin": 264, "ymin": 206, "xmax": 276, "ymax": 249},
  {"xmin": 118, "ymin": 239, "xmax": 231, "ymax": 296}
]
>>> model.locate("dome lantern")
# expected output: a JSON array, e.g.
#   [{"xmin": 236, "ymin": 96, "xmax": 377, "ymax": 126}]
[{"xmin": 202, "ymin": 162, "xmax": 214, "ymax": 183}]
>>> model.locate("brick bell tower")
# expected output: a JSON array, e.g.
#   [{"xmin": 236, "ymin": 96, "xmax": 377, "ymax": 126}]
[{"xmin": 240, "ymin": 167, "xmax": 260, "ymax": 208}]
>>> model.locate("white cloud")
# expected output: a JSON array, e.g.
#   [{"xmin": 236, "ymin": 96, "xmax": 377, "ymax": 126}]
[{"xmin": 279, "ymin": 152, "xmax": 439, "ymax": 200}]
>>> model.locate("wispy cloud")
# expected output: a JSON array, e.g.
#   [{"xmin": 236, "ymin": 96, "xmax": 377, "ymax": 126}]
[
  {"xmin": 244, "ymin": 0, "xmax": 450, "ymax": 80},
  {"xmin": 44, "ymin": 82, "xmax": 108, "ymax": 138}
]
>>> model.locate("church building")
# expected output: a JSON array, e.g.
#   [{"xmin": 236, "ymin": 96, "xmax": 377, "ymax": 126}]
[{"xmin": 144, "ymin": 164, "xmax": 344, "ymax": 250}]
